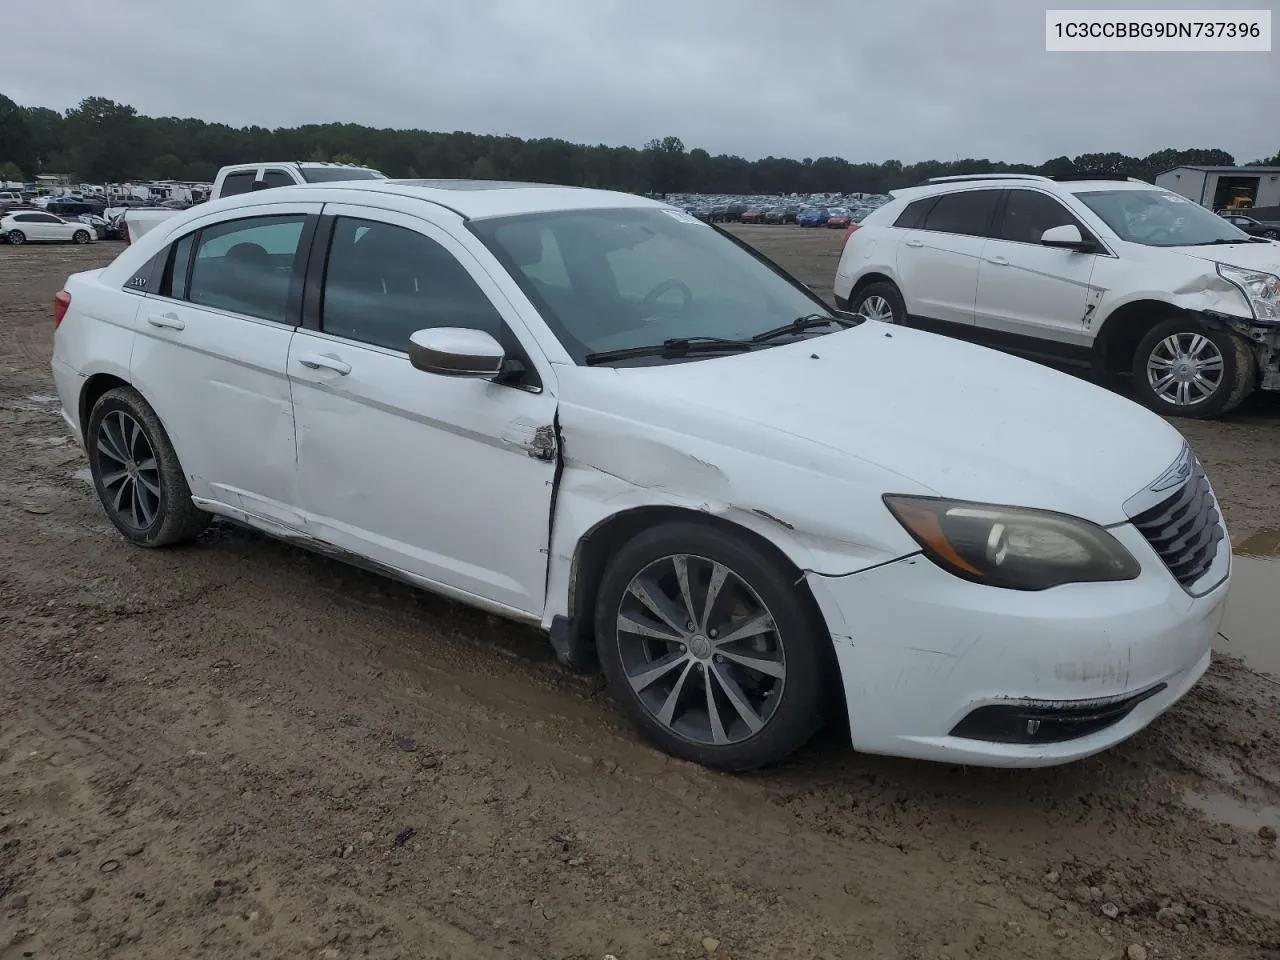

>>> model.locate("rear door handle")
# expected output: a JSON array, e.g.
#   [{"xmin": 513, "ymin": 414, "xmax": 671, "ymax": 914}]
[
  {"xmin": 904, "ymin": 238, "xmax": 924, "ymax": 248},
  {"xmin": 296, "ymin": 353, "xmax": 351, "ymax": 375},
  {"xmin": 986, "ymin": 256, "xmax": 1010, "ymax": 266},
  {"xmin": 146, "ymin": 313, "xmax": 185, "ymax": 330}
]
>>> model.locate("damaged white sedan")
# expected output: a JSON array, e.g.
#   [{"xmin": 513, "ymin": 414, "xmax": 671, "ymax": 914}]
[{"xmin": 51, "ymin": 179, "xmax": 1232, "ymax": 771}]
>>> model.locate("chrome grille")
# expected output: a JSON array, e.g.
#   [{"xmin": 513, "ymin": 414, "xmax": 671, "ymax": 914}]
[{"xmin": 1130, "ymin": 459, "xmax": 1224, "ymax": 589}]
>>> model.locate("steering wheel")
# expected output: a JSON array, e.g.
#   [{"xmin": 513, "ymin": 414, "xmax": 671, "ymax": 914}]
[{"xmin": 639, "ymin": 279, "xmax": 693, "ymax": 318}]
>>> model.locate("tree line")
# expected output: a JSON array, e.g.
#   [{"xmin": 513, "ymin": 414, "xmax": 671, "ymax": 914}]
[{"xmin": 2, "ymin": 95, "xmax": 1278, "ymax": 196}]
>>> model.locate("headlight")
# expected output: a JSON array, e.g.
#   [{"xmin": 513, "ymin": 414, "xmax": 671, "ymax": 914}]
[
  {"xmin": 883, "ymin": 496, "xmax": 1141, "ymax": 591},
  {"xmin": 1217, "ymin": 263, "xmax": 1280, "ymax": 322}
]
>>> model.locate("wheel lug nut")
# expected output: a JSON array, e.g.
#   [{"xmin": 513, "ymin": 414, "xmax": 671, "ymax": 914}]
[
  {"xmin": 714, "ymin": 654, "xmax": 723, "ymax": 663},
  {"xmin": 708, "ymin": 629, "xmax": 717, "ymax": 639},
  {"xmin": 678, "ymin": 643, "xmax": 686, "ymax": 653},
  {"xmin": 686, "ymin": 622, "xmax": 695, "ymax": 631}
]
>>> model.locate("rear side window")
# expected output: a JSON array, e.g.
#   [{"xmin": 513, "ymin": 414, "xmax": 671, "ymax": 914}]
[
  {"xmin": 261, "ymin": 169, "xmax": 295, "ymax": 190},
  {"xmin": 321, "ymin": 216, "xmax": 503, "ymax": 351},
  {"xmin": 218, "ymin": 172, "xmax": 257, "ymax": 197},
  {"xmin": 922, "ymin": 190, "xmax": 1002, "ymax": 238},
  {"xmin": 893, "ymin": 197, "xmax": 937, "ymax": 229},
  {"xmin": 185, "ymin": 215, "xmax": 306, "ymax": 323},
  {"xmin": 998, "ymin": 189, "xmax": 1086, "ymax": 244}
]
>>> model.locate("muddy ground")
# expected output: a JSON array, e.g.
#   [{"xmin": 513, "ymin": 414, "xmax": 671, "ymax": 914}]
[{"xmin": 1, "ymin": 233, "xmax": 1278, "ymax": 960}]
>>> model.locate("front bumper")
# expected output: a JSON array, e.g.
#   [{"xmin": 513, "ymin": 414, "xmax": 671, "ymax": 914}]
[{"xmin": 807, "ymin": 523, "xmax": 1229, "ymax": 767}]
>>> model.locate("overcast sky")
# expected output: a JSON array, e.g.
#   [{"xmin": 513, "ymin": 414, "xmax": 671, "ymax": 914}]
[{"xmin": 2, "ymin": 0, "xmax": 1275, "ymax": 165}]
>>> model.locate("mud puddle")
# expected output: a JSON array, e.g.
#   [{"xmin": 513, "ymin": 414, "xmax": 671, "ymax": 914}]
[
  {"xmin": 1217, "ymin": 531, "xmax": 1280, "ymax": 676},
  {"xmin": 1182, "ymin": 788, "xmax": 1280, "ymax": 835}
]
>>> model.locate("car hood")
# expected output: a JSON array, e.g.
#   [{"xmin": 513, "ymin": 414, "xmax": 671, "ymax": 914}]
[
  {"xmin": 1170, "ymin": 242, "xmax": 1280, "ymax": 273},
  {"xmin": 556, "ymin": 322, "xmax": 1186, "ymax": 526}
]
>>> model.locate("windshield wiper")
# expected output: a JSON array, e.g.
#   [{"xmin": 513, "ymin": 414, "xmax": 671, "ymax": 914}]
[
  {"xmin": 1190, "ymin": 237, "xmax": 1269, "ymax": 245},
  {"xmin": 750, "ymin": 312, "xmax": 856, "ymax": 343},
  {"xmin": 583, "ymin": 337, "xmax": 757, "ymax": 365}
]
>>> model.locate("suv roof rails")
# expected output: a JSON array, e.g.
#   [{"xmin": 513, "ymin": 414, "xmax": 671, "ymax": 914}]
[
  {"xmin": 1049, "ymin": 174, "xmax": 1148, "ymax": 183},
  {"xmin": 922, "ymin": 173, "xmax": 1051, "ymax": 185}
]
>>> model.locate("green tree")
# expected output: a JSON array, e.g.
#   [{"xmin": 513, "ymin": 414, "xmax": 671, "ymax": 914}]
[
  {"xmin": 469, "ymin": 155, "xmax": 497, "ymax": 180},
  {"xmin": 0, "ymin": 160, "xmax": 25, "ymax": 182},
  {"xmin": 62, "ymin": 97, "xmax": 142, "ymax": 182},
  {"xmin": 0, "ymin": 94, "xmax": 35, "ymax": 175}
]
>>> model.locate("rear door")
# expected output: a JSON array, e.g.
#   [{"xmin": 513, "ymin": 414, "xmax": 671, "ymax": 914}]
[
  {"xmin": 895, "ymin": 188, "xmax": 1001, "ymax": 328},
  {"xmin": 128, "ymin": 202, "xmax": 322, "ymax": 526},
  {"xmin": 975, "ymin": 188, "xmax": 1101, "ymax": 353}
]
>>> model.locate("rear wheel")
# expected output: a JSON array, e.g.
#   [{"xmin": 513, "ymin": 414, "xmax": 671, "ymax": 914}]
[
  {"xmin": 86, "ymin": 386, "xmax": 211, "ymax": 546},
  {"xmin": 8, "ymin": 230, "xmax": 25, "ymax": 245},
  {"xmin": 594, "ymin": 521, "xmax": 830, "ymax": 771},
  {"xmin": 850, "ymin": 281, "xmax": 907, "ymax": 326},
  {"xmin": 1131, "ymin": 316, "xmax": 1255, "ymax": 419},
  {"xmin": 73, "ymin": 230, "xmax": 90, "ymax": 244}
]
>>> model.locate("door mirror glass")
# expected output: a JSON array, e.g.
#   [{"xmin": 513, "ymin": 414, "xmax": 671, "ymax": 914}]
[
  {"xmin": 1040, "ymin": 224, "xmax": 1089, "ymax": 249},
  {"xmin": 408, "ymin": 327, "xmax": 505, "ymax": 378}
]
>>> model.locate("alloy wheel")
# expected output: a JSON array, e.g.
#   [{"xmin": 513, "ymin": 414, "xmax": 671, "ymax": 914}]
[
  {"xmin": 857, "ymin": 295, "xmax": 896, "ymax": 324},
  {"xmin": 95, "ymin": 410, "xmax": 162, "ymax": 530},
  {"xmin": 1146, "ymin": 332, "xmax": 1225, "ymax": 407},
  {"xmin": 615, "ymin": 553, "xmax": 785, "ymax": 746}
]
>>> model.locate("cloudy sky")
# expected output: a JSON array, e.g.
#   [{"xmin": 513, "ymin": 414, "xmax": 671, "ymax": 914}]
[{"xmin": 2, "ymin": 0, "xmax": 1275, "ymax": 165}]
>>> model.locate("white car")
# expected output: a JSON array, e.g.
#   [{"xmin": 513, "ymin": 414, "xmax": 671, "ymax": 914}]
[
  {"xmin": 3, "ymin": 211, "xmax": 98, "ymax": 245},
  {"xmin": 50, "ymin": 180, "xmax": 1230, "ymax": 771},
  {"xmin": 834, "ymin": 174, "xmax": 1280, "ymax": 419}
]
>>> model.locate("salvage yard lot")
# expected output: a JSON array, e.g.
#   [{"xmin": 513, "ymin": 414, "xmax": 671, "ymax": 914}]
[{"xmin": 1, "ymin": 232, "xmax": 1278, "ymax": 960}]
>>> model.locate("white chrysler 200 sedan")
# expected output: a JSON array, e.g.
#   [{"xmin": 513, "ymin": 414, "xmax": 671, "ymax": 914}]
[{"xmin": 50, "ymin": 179, "xmax": 1232, "ymax": 771}]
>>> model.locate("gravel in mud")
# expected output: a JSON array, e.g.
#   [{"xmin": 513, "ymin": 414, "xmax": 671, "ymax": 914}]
[{"xmin": 1, "ymin": 235, "xmax": 1278, "ymax": 960}]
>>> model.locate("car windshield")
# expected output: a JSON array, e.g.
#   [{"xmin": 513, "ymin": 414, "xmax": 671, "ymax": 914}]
[
  {"xmin": 469, "ymin": 207, "xmax": 835, "ymax": 365},
  {"xmin": 1076, "ymin": 189, "xmax": 1251, "ymax": 247}
]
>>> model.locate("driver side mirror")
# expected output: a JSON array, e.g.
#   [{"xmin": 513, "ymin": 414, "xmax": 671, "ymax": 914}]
[
  {"xmin": 1040, "ymin": 224, "xmax": 1097, "ymax": 252},
  {"xmin": 408, "ymin": 328, "xmax": 506, "ymax": 378}
]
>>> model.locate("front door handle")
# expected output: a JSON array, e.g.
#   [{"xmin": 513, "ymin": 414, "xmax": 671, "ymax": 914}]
[
  {"xmin": 146, "ymin": 313, "xmax": 185, "ymax": 330},
  {"xmin": 986, "ymin": 256, "xmax": 1010, "ymax": 266},
  {"xmin": 904, "ymin": 238, "xmax": 924, "ymax": 248},
  {"xmin": 296, "ymin": 353, "xmax": 351, "ymax": 375}
]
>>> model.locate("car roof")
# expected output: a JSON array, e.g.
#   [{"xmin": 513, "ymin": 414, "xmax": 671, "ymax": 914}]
[
  {"xmin": 222, "ymin": 179, "xmax": 670, "ymax": 220},
  {"xmin": 888, "ymin": 176, "xmax": 1164, "ymax": 202}
]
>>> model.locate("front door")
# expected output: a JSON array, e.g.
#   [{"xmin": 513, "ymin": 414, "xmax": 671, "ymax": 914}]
[
  {"xmin": 974, "ymin": 188, "xmax": 1100, "ymax": 351},
  {"xmin": 287, "ymin": 204, "xmax": 557, "ymax": 617}
]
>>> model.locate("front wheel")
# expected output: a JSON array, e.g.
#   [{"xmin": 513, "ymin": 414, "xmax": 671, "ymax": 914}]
[
  {"xmin": 849, "ymin": 281, "xmax": 907, "ymax": 326},
  {"xmin": 1131, "ymin": 317, "xmax": 1255, "ymax": 419},
  {"xmin": 86, "ymin": 386, "xmax": 211, "ymax": 546},
  {"xmin": 73, "ymin": 230, "xmax": 90, "ymax": 244},
  {"xmin": 594, "ymin": 522, "xmax": 830, "ymax": 771}
]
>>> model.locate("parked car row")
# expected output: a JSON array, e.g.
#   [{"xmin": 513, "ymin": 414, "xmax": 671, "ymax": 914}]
[{"xmin": 50, "ymin": 174, "xmax": 1232, "ymax": 777}]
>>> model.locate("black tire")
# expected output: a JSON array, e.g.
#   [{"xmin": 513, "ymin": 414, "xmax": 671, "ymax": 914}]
[
  {"xmin": 1130, "ymin": 315, "xmax": 1255, "ymax": 419},
  {"xmin": 849, "ymin": 280, "xmax": 907, "ymax": 326},
  {"xmin": 73, "ymin": 230, "xmax": 90, "ymax": 244},
  {"xmin": 1264, "ymin": 229, "xmax": 1278, "ymax": 240},
  {"xmin": 593, "ymin": 521, "xmax": 830, "ymax": 771},
  {"xmin": 8, "ymin": 230, "xmax": 25, "ymax": 245},
  {"xmin": 86, "ymin": 386, "xmax": 210, "ymax": 546}
]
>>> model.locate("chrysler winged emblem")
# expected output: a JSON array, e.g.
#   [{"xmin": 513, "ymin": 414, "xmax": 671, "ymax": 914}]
[{"xmin": 1149, "ymin": 444, "xmax": 1194, "ymax": 494}]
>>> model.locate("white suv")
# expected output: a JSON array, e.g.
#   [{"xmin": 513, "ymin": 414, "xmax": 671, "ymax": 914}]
[{"xmin": 834, "ymin": 174, "xmax": 1280, "ymax": 419}]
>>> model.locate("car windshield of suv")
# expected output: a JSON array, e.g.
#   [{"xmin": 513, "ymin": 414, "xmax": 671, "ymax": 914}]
[
  {"xmin": 469, "ymin": 207, "xmax": 836, "ymax": 364},
  {"xmin": 1076, "ymin": 189, "xmax": 1251, "ymax": 247}
]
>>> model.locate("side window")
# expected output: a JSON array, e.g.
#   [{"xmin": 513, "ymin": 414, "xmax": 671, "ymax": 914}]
[
  {"xmin": 14, "ymin": 214, "xmax": 39, "ymax": 222},
  {"xmin": 261, "ymin": 169, "xmax": 295, "ymax": 190},
  {"xmin": 321, "ymin": 217, "xmax": 504, "ymax": 351},
  {"xmin": 893, "ymin": 197, "xmax": 937, "ymax": 229},
  {"xmin": 921, "ymin": 189, "xmax": 1001, "ymax": 238},
  {"xmin": 161, "ymin": 233, "xmax": 196, "ymax": 299},
  {"xmin": 36, "ymin": 214, "xmax": 61, "ymax": 223},
  {"xmin": 218, "ymin": 172, "xmax": 257, "ymax": 197},
  {"xmin": 999, "ymin": 190, "xmax": 1086, "ymax": 244},
  {"xmin": 185, "ymin": 215, "xmax": 306, "ymax": 323}
]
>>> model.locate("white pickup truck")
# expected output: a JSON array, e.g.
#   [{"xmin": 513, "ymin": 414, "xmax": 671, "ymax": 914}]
[{"xmin": 120, "ymin": 160, "xmax": 386, "ymax": 243}]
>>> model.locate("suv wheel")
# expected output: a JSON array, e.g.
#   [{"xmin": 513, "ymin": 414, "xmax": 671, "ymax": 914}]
[
  {"xmin": 1131, "ymin": 317, "xmax": 1255, "ymax": 419},
  {"xmin": 850, "ymin": 281, "xmax": 906, "ymax": 325},
  {"xmin": 594, "ymin": 522, "xmax": 830, "ymax": 771},
  {"xmin": 86, "ymin": 386, "xmax": 211, "ymax": 546}
]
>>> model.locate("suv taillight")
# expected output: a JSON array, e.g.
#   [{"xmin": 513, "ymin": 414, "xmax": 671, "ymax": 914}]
[
  {"xmin": 842, "ymin": 223, "xmax": 861, "ymax": 245},
  {"xmin": 54, "ymin": 290, "xmax": 71, "ymax": 329}
]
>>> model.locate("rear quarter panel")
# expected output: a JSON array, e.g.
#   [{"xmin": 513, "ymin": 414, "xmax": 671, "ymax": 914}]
[{"xmin": 52, "ymin": 273, "xmax": 143, "ymax": 436}]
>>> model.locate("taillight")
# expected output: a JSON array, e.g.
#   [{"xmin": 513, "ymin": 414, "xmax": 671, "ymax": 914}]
[
  {"xmin": 842, "ymin": 223, "xmax": 861, "ymax": 245},
  {"xmin": 54, "ymin": 290, "xmax": 71, "ymax": 329}
]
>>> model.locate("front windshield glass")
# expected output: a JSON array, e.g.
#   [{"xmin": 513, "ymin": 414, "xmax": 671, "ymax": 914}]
[
  {"xmin": 1076, "ymin": 189, "xmax": 1250, "ymax": 247},
  {"xmin": 468, "ymin": 207, "xmax": 834, "ymax": 364}
]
